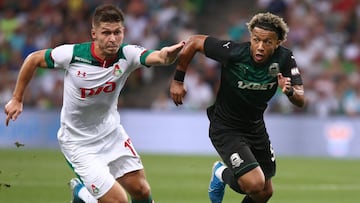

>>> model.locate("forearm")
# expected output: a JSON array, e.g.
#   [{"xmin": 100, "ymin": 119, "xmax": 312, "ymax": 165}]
[
  {"xmin": 176, "ymin": 35, "xmax": 207, "ymax": 72},
  {"xmin": 148, "ymin": 50, "xmax": 169, "ymax": 65},
  {"xmin": 12, "ymin": 51, "xmax": 46, "ymax": 102},
  {"xmin": 287, "ymin": 85, "xmax": 305, "ymax": 108},
  {"xmin": 173, "ymin": 35, "xmax": 207, "ymax": 82},
  {"xmin": 146, "ymin": 41, "xmax": 185, "ymax": 66},
  {"xmin": 158, "ymin": 47, "xmax": 177, "ymax": 65},
  {"xmin": 172, "ymin": 50, "xmax": 195, "ymax": 83}
]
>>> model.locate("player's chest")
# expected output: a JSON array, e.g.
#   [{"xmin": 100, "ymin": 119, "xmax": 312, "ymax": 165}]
[
  {"xmin": 230, "ymin": 62, "xmax": 279, "ymax": 81},
  {"xmin": 224, "ymin": 62, "xmax": 279, "ymax": 92},
  {"xmin": 66, "ymin": 60, "xmax": 132, "ymax": 87}
]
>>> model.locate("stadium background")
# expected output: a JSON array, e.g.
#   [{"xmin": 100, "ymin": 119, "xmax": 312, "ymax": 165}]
[
  {"xmin": 1, "ymin": 0, "xmax": 359, "ymax": 157},
  {"xmin": 0, "ymin": 0, "xmax": 360, "ymax": 202},
  {"xmin": 1, "ymin": 0, "xmax": 360, "ymax": 116}
]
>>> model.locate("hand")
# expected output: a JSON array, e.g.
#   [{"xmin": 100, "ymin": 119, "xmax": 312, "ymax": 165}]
[
  {"xmin": 4, "ymin": 99, "xmax": 23, "ymax": 126},
  {"xmin": 277, "ymin": 73, "xmax": 292, "ymax": 95},
  {"xmin": 170, "ymin": 80, "xmax": 187, "ymax": 106},
  {"xmin": 161, "ymin": 41, "xmax": 185, "ymax": 64}
]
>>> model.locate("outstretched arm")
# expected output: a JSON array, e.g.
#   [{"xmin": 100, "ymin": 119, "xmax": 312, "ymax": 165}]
[
  {"xmin": 4, "ymin": 50, "xmax": 48, "ymax": 126},
  {"xmin": 145, "ymin": 41, "xmax": 185, "ymax": 66},
  {"xmin": 170, "ymin": 35, "xmax": 208, "ymax": 106}
]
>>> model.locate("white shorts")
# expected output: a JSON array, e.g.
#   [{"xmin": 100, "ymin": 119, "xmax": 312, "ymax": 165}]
[{"xmin": 59, "ymin": 124, "xmax": 143, "ymax": 199}]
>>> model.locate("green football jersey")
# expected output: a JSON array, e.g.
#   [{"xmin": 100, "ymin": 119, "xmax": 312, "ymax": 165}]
[{"xmin": 204, "ymin": 37, "xmax": 303, "ymax": 128}]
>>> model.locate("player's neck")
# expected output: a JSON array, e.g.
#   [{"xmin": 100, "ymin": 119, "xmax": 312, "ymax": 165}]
[{"xmin": 91, "ymin": 42, "xmax": 117, "ymax": 62}]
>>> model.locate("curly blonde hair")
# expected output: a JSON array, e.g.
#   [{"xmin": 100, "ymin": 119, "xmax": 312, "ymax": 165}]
[{"xmin": 246, "ymin": 12, "xmax": 289, "ymax": 42}]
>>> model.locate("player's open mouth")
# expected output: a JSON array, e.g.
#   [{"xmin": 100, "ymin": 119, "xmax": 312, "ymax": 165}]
[{"xmin": 254, "ymin": 54, "xmax": 264, "ymax": 62}]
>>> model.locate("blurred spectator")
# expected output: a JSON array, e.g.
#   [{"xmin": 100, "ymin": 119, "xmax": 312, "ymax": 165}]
[
  {"xmin": 183, "ymin": 67, "xmax": 214, "ymax": 110},
  {"xmin": 151, "ymin": 91, "xmax": 176, "ymax": 111},
  {"xmin": 0, "ymin": 7, "xmax": 21, "ymax": 41},
  {"xmin": 341, "ymin": 74, "xmax": 360, "ymax": 116}
]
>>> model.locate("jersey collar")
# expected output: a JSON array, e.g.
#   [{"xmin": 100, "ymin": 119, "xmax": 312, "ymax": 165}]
[{"xmin": 91, "ymin": 42, "xmax": 118, "ymax": 68}]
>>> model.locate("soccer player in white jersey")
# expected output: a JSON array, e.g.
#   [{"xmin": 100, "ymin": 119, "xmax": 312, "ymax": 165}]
[{"xmin": 4, "ymin": 4, "xmax": 184, "ymax": 203}]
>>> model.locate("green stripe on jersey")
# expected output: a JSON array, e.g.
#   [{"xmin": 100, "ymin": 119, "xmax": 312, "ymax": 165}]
[
  {"xmin": 44, "ymin": 49, "xmax": 54, "ymax": 68},
  {"xmin": 71, "ymin": 42, "xmax": 95, "ymax": 65},
  {"xmin": 140, "ymin": 50, "xmax": 154, "ymax": 66}
]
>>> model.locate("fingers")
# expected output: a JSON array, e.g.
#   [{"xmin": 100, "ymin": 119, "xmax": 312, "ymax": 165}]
[
  {"xmin": 5, "ymin": 109, "xmax": 12, "ymax": 126},
  {"xmin": 4, "ymin": 105, "xmax": 10, "ymax": 126},
  {"xmin": 170, "ymin": 80, "xmax": 187, "ymax": 106},
  {"xmin": 170, "ymin": 41, "xmax": 185, "ymax": 52},
  {"xmin": 277, "ymin": 73, "xmax": 292, "ymax": 93},
  {"xmin": 176, "ymin": 97, "xmax": 183, "ymax": 106},
  {"xmin": 170, "ymin": 93, "xmax": 183, "ymax": 106},
  {"xmin": 171, "ymin": 42, "xmax": 185, "ymax": 54},
  {"xmin": 5, "ymin": 110, "xmax": 19, "ymax": 126},
  {"xmin": 176, "ymin": 41, "xmax": 185, "ymax": 48},
  {"xmin": 170, "ymin": 91, "xmax": 186, "ymax": 106},
  {"xmin": 4, "ymin": 101, "xmax": 22, "ymax": 126},
  {"xmin": 5, "ymin": 115, "xmax": 11, "ymax": 126}
]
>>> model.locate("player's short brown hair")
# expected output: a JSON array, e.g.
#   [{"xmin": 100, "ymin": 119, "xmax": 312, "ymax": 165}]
[
  {"xmin": 92, "ymin": 4, "xmax": 124, "ymax": 27},
  {"xmin": 247, "ymin": 12, "xmax": 289, "ymax": 42}
]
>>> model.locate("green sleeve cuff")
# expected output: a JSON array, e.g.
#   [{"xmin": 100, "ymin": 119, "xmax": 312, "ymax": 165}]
[
  {"xmin": 140, "ymin": 50, "xmax": 155, "ymax": 67},
  {"xmin": 44, "ymin": 49, "xmax": 55, "ymax": 68}
]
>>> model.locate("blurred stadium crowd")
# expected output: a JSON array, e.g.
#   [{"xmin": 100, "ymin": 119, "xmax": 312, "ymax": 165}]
[{"xmin": 0, "ymin": 0, "xmax": 359, "ymax": 117}]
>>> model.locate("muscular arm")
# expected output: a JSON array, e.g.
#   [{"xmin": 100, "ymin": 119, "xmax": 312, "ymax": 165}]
[
  {"xmin": 5, "ymin": 49, "xmax": 48, "ymax": 125},
  {"xmin": 175, "ymin": 35, "xmax": 207, "ymax": 72},
  {"xmin": 145, "ymin": 41, "xmax": 185, "ymax": 66},
  {"xmin": 12, "ymin": 50, "xmax": 48, "ymax": 102},
  {"xmin": 170, "ymin": 35, "xmax": 208, "ymax": 105}
]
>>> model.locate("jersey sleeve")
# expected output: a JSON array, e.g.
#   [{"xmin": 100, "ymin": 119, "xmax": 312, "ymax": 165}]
[
  {"xmin": 122, "ymin": 44, "xmax": 154, "ymax": 68},
  {"xmin": 281, "ymin": 52, "xmax": 303, "ymax": 85},
  {"xmin": 204, "ymin": 36, "xmax": 233, "ymax": 64},
  {"xmin": 44, "ymin": 44, "xmax": 74, "ymax": 70}
]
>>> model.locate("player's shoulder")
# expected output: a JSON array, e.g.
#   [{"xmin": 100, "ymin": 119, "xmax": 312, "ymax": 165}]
[
  {"xmin": 73, "ymin": 42, "xmax": 92, "ymax": 53},
  {"xmin": 51, "ymin": 43, "xmax": 77, "ymax": 59},
  {"xmin": 206, "ymin": 36, "xmax": 247, "ymax": 47},
  {"xmin": 275, "ymin": 45, "xmax": 294, "ymax": 60},
  {"xmin": 277, "ymin": 45, "xmax": 292, "ymax": 54},
  {"xmin": 120, "ymin": 43, "xmax": 149, "ymax": 59},
  {"xmin": 120, "ymin": 43, "xmax": 147, "ymax": 52},
  {"xmin": 53, "ymin": 42, "xmax": 90, "ymax": 58}
]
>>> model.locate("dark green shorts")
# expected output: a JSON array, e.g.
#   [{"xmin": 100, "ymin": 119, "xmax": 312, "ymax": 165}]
[{"xmin": 209, "ymin": 121, "xmax": 276, "ymax": 179}]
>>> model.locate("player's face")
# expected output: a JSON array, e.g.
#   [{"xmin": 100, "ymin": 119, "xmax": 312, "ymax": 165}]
[
  {"xmin": 92, "ymin": 22, "xmax": 124, "ymax": 59},
  {"xmin": 250, "ymin": 27, "xmax": 281, "ymax": 64}
]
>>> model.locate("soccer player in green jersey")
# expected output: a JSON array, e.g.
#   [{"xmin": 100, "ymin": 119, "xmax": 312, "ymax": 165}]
[
  {"xmin": 170, "ymin": 12, "xmax": 305, "ymax": 203},
  {"xmin": 4, "ymin": 4, "xmax": 184, "ymax": 203}
]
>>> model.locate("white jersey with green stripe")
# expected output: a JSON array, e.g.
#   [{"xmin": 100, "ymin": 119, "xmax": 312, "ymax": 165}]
[{"xmin": 44, "ymin": 42, "xmax": 153, "ymax": 144}]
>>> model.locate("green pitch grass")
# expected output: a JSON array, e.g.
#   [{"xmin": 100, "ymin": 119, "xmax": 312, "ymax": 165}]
[{"xmin": 0, "ymin": 149, "xmax": 359, "ymax": 203}]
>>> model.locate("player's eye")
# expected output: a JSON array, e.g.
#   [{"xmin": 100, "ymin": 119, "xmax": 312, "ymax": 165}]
[
  {"xmin": 103, "ymin": 31, "xmax": 111, "ymax": 35},
  {"xmin": 264, "ymin": 40, "xmax": 273, "ymax": 45}
]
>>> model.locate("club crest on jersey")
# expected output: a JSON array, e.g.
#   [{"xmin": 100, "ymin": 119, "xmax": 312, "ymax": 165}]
[
  {"xmin": 91, "ymin": 184, "xmax": 100, "ymax": 195},
  {"xmin": 268, "ymin": 63, "xmax": 279, "ymax": 77},
  {"xmin": 113, "ymin": 64, "xmax": 123, "ymax": 77}
]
